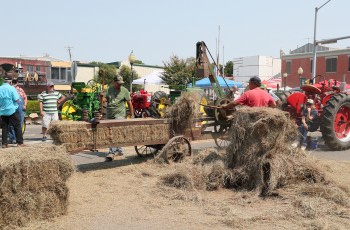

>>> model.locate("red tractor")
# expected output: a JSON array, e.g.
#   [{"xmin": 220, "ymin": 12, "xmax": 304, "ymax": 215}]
[
  {"xmin": 283, "ymin": 75, "xmax": 350, "ymax": 150},
  {"xmin": 131, "ymin": 89, "xmax": 152, "ymax": 118}
]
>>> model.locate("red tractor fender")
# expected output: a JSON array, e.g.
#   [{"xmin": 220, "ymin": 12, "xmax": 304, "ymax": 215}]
[
  {"xmin": 300, "ymin": 84, "xmax": 322, "ymax": 94},
  {"xmin": 287, "ymin": 92, "xmax": 308, "ymax": 114}
]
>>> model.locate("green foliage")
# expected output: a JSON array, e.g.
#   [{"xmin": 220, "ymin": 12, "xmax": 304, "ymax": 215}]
[
  {"xmin": 92, "ymin": 63, "xmax": 117, "ymax": 85},
  {"xmin": 26, "ymin": 100, "xmax": 40, "ymax": 113},
  {"xmin": 91, "ymin": 61, "xmax": 141, "ymax": 92},
  {"xmin": 224, "ymin": 61, "xmax": 234, "ymax": 77},
  {"xmin": 162, "ymin": 56, "xmax": 199, "ymax": 86},
  {"xmin": 118, "ymin": 65, "xmax": 140, "ymax": 92}
]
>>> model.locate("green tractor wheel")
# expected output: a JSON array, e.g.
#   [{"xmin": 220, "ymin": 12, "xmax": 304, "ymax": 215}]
[
  {"xmin": 61, "ymin": 99, "xmax": 79, "ymax": 120},
  {"xmin": 150, "ymin": 91, "xmax": 169, "ymax": 118}
]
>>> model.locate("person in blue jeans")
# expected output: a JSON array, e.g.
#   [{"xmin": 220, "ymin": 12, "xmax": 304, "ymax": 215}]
[
  {"xmin": 8, "ymin": 79, "xmax": 27, "ymax": 144},
  {"xmin": 0, "ymin": 76, "xmax": 26, "ymax": 148},
  {"xmin": 299, "ymin": 99, "xmax": 319, "ymax": 149},
  {"xmin": 104, "ymin": 75, "xmax": 134, "ymax": 161}
]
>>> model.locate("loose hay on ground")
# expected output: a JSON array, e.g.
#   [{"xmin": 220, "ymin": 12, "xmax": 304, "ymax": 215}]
[
  {"xmin": 0, "ymin": 144, "xmax": 74, "ymax": 229},
  {"xmin": 157, "ymin": 107, "xmax": 349, "ymax": 223},
  {"xmin": 159, "ymin": 148, "xmax": 227, "ymax": 191}
]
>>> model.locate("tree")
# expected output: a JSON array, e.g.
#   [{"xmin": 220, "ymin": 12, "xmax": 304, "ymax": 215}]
[
  {"xmin": 92, "ymin": 62, "xmax": 117, "ymax": 85},
  {"xmin": 118, "ymin": 65, "xmax": 140, "ymax": 92},
  {"xmin": 161, "ymin": 55, "xmax": 199, "ymax": 87},
  {"xmin": 92, "ymin": 62, "xmax": 140, "ymax": 92},
  {"xmin": 224, "ymin": 61, "xmax": 234, "ymax": 77}
]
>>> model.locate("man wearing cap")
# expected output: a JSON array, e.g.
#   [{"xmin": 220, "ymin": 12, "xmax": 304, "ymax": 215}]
[
  {"xmin": 105, "ymin": 74, "xmax": 134, "ymax": 161},
  {"xmin": 222, "ymin": 76, "xmax": 276, "ymax": 109},
  {"xmin": 0, "ymin": 76, "xmax": 25, "ymax": 148},
  {"xmin": 299, "ymin": 98, "xmax": 319, "ymax": 149},
  {"xmin": 38, "ymin": 82, "xmax": 65, "ymax": 141}
]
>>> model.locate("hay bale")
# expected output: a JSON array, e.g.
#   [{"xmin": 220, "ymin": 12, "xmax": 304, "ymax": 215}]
[
  {"xmin": 225, "ymin": 107, "xmax": 325, "ymax": 195},
  {"xmin": 49, "ymin": 120, "xmax": 170, "ymax": 152},
  {"xmin": 0, "ymin": 144, "xmax": 74, "ymax": 229},
  {"xmin": 164, "ymin": 91, "xmax": 202, "ymax": 134}
]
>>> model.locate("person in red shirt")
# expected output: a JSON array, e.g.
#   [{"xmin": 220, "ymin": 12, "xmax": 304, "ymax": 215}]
[{"xmin": 222, "ymin": 76, "xmax": 276, "ymax": 109}]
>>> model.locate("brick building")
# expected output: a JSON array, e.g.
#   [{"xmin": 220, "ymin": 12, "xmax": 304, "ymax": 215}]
[{"xmin": 281, "ymin": 44, "xmax": 350, "ymax": 87}]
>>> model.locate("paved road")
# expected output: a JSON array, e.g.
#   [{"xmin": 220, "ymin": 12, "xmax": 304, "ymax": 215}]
[{"xmin": 6, "ymin": 125, "xmax": 350, "ymax": 169}]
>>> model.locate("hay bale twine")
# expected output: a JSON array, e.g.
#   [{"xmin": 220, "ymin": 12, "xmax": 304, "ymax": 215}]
[
  {"xmin": 225, "ymin": 107, "xmax": 325, "ymax": 195},
  {"xmin": 0, "ymin": 144, "xmax": 74, "ymax": 228}
]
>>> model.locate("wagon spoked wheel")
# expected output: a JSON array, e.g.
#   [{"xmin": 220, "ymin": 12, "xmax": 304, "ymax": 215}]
[
  {"xmin": 158, "ymin": 136, "xmax": 191, "ymax": 163},
  {"xmin": 134, "ymin": 145, "xmax": 159, "ymax": 157},
  {"xmin": 213, "ymin": 123, "xmax": 230, "ymax": 149}
]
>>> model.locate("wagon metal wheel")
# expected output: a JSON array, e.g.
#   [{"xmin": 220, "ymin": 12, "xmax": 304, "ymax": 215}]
[
  {"xmin": 158, "ymin": 136, "xmax": 191, "ymax": 163},
  {"xmin": 134, "ymin": 145, "xmax": 160, "ymax": 157},
  {"xmin": 213, "ymin": 123, "xmax": 231, "ymax": 149},
  {"xmin": 214, "ymin": 98, "xmax": 233, "ymax": 125}
]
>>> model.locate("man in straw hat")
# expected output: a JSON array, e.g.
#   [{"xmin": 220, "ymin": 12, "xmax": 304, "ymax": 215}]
[{"xmin": 105, "ymin": 74, "xmax": 134, "ymax": 161}]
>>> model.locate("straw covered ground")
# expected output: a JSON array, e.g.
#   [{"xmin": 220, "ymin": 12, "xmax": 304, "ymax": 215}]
[
  {"xmin": 19, "ymin": 107, "xmax": 350, "ymax": 229},
  {"xmin": 19, "ymin": 148, "xmax": 350, "ymax": 229},
  {"xmin": 0, "ymin": 144, "xmax": 74, "ymax": 229}
]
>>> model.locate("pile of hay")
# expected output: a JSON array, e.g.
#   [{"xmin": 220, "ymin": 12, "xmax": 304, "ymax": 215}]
[
  {"xmin": 0, "ymin": 144, "xmax": 74, "ymax": 229},
  {"xmin": 224, "ymin": 107, "xmax": 328, "ymax": 195},
  {"xmin": 164, "ymin": 91, "xmax": 202, "ymax": 134},
  {"xmin": 159, "ymin": 107, "xmax": 348, "ymax": 199}
]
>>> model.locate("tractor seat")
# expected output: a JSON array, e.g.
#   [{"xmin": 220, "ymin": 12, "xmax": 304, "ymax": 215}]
[{"xmin": 301, "ymin": 84, "xmax": 321, "ymax": 94}]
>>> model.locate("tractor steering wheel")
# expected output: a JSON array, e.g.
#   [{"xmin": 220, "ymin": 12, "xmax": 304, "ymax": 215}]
[
  {"xmin": 311, "ymin": 74, "xmax": 326, "ymax": 85},
  {"xmin": 86, "ymin": 79, "xmax": 100, "ymax": 93}
]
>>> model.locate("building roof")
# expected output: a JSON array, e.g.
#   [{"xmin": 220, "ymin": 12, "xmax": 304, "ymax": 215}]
[
  {"xmin": 289, "ymin": 43, "xmax": 339, "ymax": 54},
  {"xmin": 3, "ymin": 55, "xmax": 67, "ymax": 62}
]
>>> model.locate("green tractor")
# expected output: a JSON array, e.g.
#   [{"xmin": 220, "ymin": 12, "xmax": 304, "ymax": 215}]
[{"xmin": 60, "ymin": 81, "xmax": 102, "ymax": 121}]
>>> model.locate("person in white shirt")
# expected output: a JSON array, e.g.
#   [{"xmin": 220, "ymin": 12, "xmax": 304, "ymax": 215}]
[{"xmin": 231, "ymin": 85, "xmax": 241, "ymax": 100}]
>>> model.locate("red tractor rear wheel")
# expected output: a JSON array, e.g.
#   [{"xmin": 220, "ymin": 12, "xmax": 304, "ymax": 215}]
[{"xmin": 321, "ymin": 93, "xmax": 350, "ymax": 150}]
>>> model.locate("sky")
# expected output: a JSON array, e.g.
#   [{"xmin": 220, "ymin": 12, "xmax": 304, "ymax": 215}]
[{"xmin": 2, "ymin": 0, "xmax": 349, "ymax": 66}]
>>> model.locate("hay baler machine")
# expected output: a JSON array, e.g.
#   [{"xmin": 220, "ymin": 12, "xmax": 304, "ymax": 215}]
[
  {"xmin": 60, "ymin": 81, "xmax": 102, "ymax": 121},
  {"xmin": 284, "ymin": 75, "xmax": 350, "ymax": 150},
  {"xmin": 195, "ymin": 41, "xmax": 235, "ymax": 148}
]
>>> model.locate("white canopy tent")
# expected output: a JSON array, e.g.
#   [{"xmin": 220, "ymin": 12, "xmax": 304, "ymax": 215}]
[
  {"xmin": 132, "ymin": 70, "xmax": 165, "ymax": 85},
  {"xmin": 132, "ymin": 70, "xmax": 169, "ymax": 94}
]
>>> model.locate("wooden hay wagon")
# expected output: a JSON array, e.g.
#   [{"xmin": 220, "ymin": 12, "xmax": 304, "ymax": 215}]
[{"xmin": 49, "ymin": 117, "xmax": 223, "ymax": 163}]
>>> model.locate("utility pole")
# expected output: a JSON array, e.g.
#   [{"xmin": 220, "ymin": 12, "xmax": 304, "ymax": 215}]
[
  {"xmin": 65, "ymin": 46, "xmax": 73, "ymax": 62},
  {"xmin": 217, "ymin": 26, "xmax": 220, "ymax": 76},
  {"xmin": 312, "ymin": 0, "xmax": 332, "ymax": 82}
]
